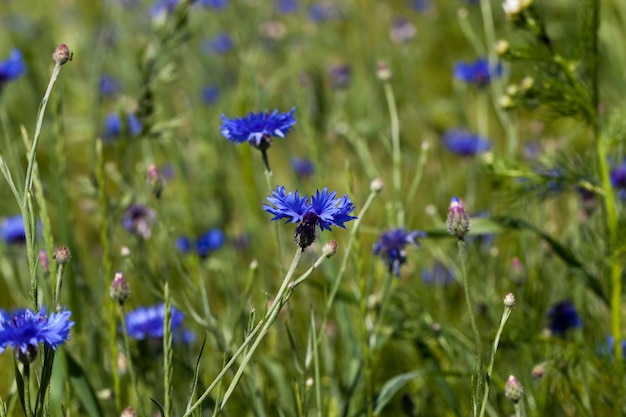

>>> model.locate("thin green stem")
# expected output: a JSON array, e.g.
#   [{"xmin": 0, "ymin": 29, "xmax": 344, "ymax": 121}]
[
  {"xmin": 265, "ymin": 169, "xmax": 285, "ymax": 277},
  {"xmin": 119, "ymin": 303, "xmax": 143, "ymax": 416},
  {"xmin": 310, "ymin": 310, "xmax": 322, "ymax": 417},
  {"xmin": 383, "ymin": 81, "xmax": 404, "ymax": 227},
  {"xmin": 163, "ymin": 284, "xmax": 173, "ymax": 417},
  {"xmin": 23, "ymin": 363, "xmax": 32, "ymax": 417},
  {"xmin": 458, "ymin": 239, "xmax": 482, "ymax": 416},
  {"xmin": 53, "ymin": 264, "xmax": 66, "ymax": 310},
  {"xmin": 478, "ymin": 303, "xmax": 513, "ymax": 417}
]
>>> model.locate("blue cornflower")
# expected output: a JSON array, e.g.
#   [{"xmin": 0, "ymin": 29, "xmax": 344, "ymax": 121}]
[
  {"xmin": 196, "ymin": 0, "xmax": 227, "ymax": 9},
  {"xmin": 151, "ymin": 0, "xmax": 178, "ymax": 16},
  {"xmin": 177, "ymin": 228, "xmax": 225, "ymax": 257},
  {"xmin": 421, "ymin": 262, "xmax": 455, "ymax": 285},
  {"xmin": 610, "ymin": 158, "xmax": 626, "ymax": 200},
  {"xmin": 547, "ymin": 300, "xmax": 581, "ymax": 336},
  {"xmin": 124, "ymin": 303, "xmax": 185, "ymax": 340},
  {"xmin": 203, "ymin": 33, "xmax": 233, "ymax": 54},
  {"xmin": 104, "ymin": 112, "xmax": 143, "ymax": 140},
  {"xmin": 0, "ymin": 307, "xmax": 74, "ymax": 356},
  {"xmin": 329, "ymin": 64, "xmax": 351, "ymax": 89},
  {"xmin": 1, "ymin": 214, "xmax": 26, "ymax": 244},
  {"xmin": 291, "ymin": 157, "xmax": 314, "ymax": 179},
  {"xmin": 442, "ymin": 129, "xmax": 491, "ymax": 156},
  {"xmin": 220, "ymin": 107, "xmax": 296, "ymax": 148},
  {"xmin": 454, "ymin": 58, "xmax": 502, "ymax": 87},
  {"xmin": 409, "ymin": 0, "xmax": 431, "ymax": 12},
  {"xmin": 390, "ymin": 17, "xmax": 417, "ymax": 43},
  {"xmin": 0, "ymin": 48, "xmax": 26, "ymax": 88},
  {"xmin": 308, "ymin": 2, "xmax": 337, "ymax": 22},
  {"xmin": 373, "ymin": 228, "xmax": 427, "ymax": 277},
  {"xmin": 122, "ymin": 203, "xmax": 156, "ymax": 239},
  {"xmin": 201, "ymin": 85, "xmax": 220, "ymax": 105},
  {"xmin": 599, "ymin": 336, "xmax": 626, "ymax": 360},
  {"xmin": 127, "ymin": 113, "xmax": 143, "ymax": 136},
  {"xmin": 275, "ymin": 0, "xmax": 298, "ymax": 13},
  {"xmin": 263, "ymin": 186, "xmax": 357, "ymax": 248},
  {"xmin": 99, "ymin": 75, "xmax": 121, "ymax": 99}
]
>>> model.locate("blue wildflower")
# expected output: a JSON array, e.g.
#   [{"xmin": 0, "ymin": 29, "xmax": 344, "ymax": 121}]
[
  {"xmin": 0, "ymin": 48, "xmax": 26, "ymax": 89},
  {"xmin": 421, "ymin": 262, "xmax": 455, "ymax": 285},
  {"xmin": 99, "ymin": 75, "xmax": 121, "ymax": 99},
  {"xmin": 275, "ymin": 0, "xmax": 298, "ymax": 13},
  {"xmin": 0, "ymin": 307, "xmax": 74, "ymax": 355},
  {"xmin": 196, "ymin": 228, "xmax": 225, "ymax": 257},
  {"xmin": 203, "ymin": 33, "xmax": 233, "ymax": 54},
  {"xmin": 202, "ymin": 85, "xmax": 220, "ymax": 105},
  {"xmin": 308, "ymin": 2, "xmax": 338, "ymax": 22},
  {"xmin": 599, "ymin": 336, "xmax": 626, "ymax": 360},
  {"xmin": 196, "ymin": 0, "xmax": 227, "ymax": 9},
  {"xmin": 1, "ymin": 215, "xmax": 26, "ymax": 244},
  {"xmin": 409, "ymin": 0, "xmax": 431, "ymax": 12},
  {"xmin": 220, "ymin": 107, "xmax": 296, "ymax": 148},
  {"xmin": 151, "ymin": 0, "xmax": 178, "ymax": 16},
  {"xmin": 127, "ymin": 113, "xmax": 143, "ymax": 136},
  {"xmin": 373, "ymin": 228, "xmax": 427, "ymax": 277},
  {"xmin": 263, "ymin": 186, "xmax": 357, "ymax": 248},
  {"xmin": 291, "ymin": 157, "xmax": 314, "ymax": 179},
  {"xmin": 610, "ymin": 158, "xmax": 626, "ymax": 200},
  {"xmin": 124, "ymin": 303, "xmax": 185, "ymax": 340},
  {"xmin": 122, "ymin": 204, "xmax": 156, "ymax": 239},
  {"xmin": 329, "ymin": 64, "xmax": 351, "ymax": 89},
  {"xmin": 390, "ymin": 17, "xmax": 417, "ymax": 43},
  {"xmin": 547, "ymin": 300, "xmax": 581, "ymax": 336},
  {"xmin": 454, "ymin": 58, "xmax": 502, "ymax": 87},
  {"xmin": 442, "ymin": 129, "xmax": 491, "ymax": 156},
  {"xmin": 104, "ymin": 112, "xmax": 142, "ymax": 140}
]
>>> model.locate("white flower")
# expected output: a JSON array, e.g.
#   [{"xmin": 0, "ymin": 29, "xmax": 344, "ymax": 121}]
[{"xmin": 503, "ymin": 0, "xmax": 531, "ymax": 16}]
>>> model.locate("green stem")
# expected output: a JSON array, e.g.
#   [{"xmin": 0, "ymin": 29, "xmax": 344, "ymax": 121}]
[
  {"xmin": 163, "ymin": 284, "xmax": 173, "ymax": 417},
  {"xmin": 458, "ymin": 239, "xmax": 482, "ymax": 416},
  {"xmin": 23, "ymin": 363, "xmax": 33, "ymax": 417},
  {"xmin": 265, "ymin": 169, "xmax": 285, "ymax": 277},
  {"xmin": 478, "ymin": 302, "xmax": 513, "ymax": 417},
  {"xmin": 53, "ymin": 264, "xmax": 65, "ymax": 310},
  {"xmin": 383, "ymin": 81, "xmax": 404, "ymax": 228},
  {"xmin": 119, "ymin": 303, "xmax": 143, "ymax": 416}
]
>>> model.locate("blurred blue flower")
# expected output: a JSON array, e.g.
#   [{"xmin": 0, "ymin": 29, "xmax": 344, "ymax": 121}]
[
  {"xmin": 264, "ymin": 186, "xmax": 357, "ymax": 248},
  {"xmin": 599, "ymin": 336, "xmax": 626, "ymax": 360},
  {"xmin": 421, "ymin": 262, "xmax": 455, "ymax": 285},
  {"xmin": 201, "ymin": 85, "xmax": 220, "ymax": 105},
  {"xmin": 442, "ymin": 129, "xmax": 491, "ymax": 156},
  {"xmin": 151, "ymin": 0, "xmax": 178, "ymax": 16},
  {"xmin": 220, "ymin": 108, "xmax": 296, "ymax": 147},
  {"xmin": 196, "ymin": 0, "xmax": 227, "ymax": 9},
  {"xmin": 203, "ymin": 33, "xmax": 233, "ymax": 54},
  {"xmin": 454, "ymin": 58, "xmax": 502, "ymax": 87},
  {"xmin": 104, "ymin": 112, "xmax": 142, "ymax": 140},
  {"xmin": 547, "ymin": 300, "xmax": 581, "ymax": 336},
  {"xmin": 373, "ymin": 228, "xmax": 426, "ymax": 277},
  {"xmin": 122, "ymin": 203, "xmax": 156, "ymax": 239},
  {"xmin": 0, "ymin": 307, "xmax": 74, "ymax": 355},
  {"xmin": 275, "ymin": 0, "xmax": 298, "ymax": 13},
  {"xmin": 1, "ymin": 215, "xmax": 26, "ymax": 244},
  {"xmin": 409, "ymin": 0, "xmax": 431, "ymax": 12},
  {"xmin": 0, "ymin": 48, "xmax": 26, "ymax": 88},
  {"xmin": 390, "ymin": 17, "xmax": 417, "ymax": 43},
  {"xmin": 177, "ymin": 228, "xmax": 225, "ymax": 257},
  {"xmin": 610, "ymin": 158, "xmax": 626, "ymax": 200},
  {"xmin": 99, "ymin": 75, "xmax": 121, "ymax": 99},
  {"xmin": 329, "ymin": 64, "xmax": 351, "ymax": 89},
  {"xmin": 124, "ymin": 303, "xmax": 185, "ymax": 340},
  {"xmin": 291, "ymin": 157, "xmax": 314, "ymax": 179},
  {"xmin": 308, "ymin": 2, "xmax": 338, "ymax": 22}
]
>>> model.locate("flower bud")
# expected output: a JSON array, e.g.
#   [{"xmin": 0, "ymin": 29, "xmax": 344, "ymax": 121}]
[
  {"xmin": 370, "ymin": 177, "xmax": 384, "ymax": 193},
  {"xmin": 504, "ymin": 293, "xmax": 515, "ymax": 307},
  {"xmin": 39, "ymin": 250, "xmax": 50, "ymax": 277},
  {"xmin": 495, "ymin": 40, "xmax": 509, "ymax": 56},
  {"xmin": 120, "ymin": 407, "xmax": 136, "ymax": 417},
  {"xmin": 52, "ymin": 44, "xmax": 73, "ymax": 65},
  {"xmin": 376, "ymin": 61, "xmax": 392, "ymax": 81},
  {"xmin": 54, "ymin": 246, "xmax": 71, "ymax": 265},
  {"xmin": 446, "ymin": 197, "xmax": 470, "ymax": 240},
  {"xmin": 15, "ymin": 344, "xmax": 38, "ymax": 365},
  {"xmin": 110, "ymin": 272, "xmax": 130, "ymax": 304},
  {"xmin": 146, "ymin": 164, "xmax": 165, "ymax": 199},
  {"xmin": 322, "ymin": 240, "xmax": 338, "ymax": 258},
  {"xmin": 505, "ymin": 375, "xmax": 524, "ymax": 403},
  {"xmin": 532, "ymin": 362, "xmax": 546, "ymax": 379}
]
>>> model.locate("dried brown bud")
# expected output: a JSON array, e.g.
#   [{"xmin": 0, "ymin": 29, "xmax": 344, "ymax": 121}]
[{"xmin": 52, "ymin": 44, "xmax": 73, "ymax": 65}]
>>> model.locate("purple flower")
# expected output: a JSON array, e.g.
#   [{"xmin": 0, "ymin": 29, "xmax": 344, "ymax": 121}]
[
  {"xmin": 201, "ymin": 85, "xmax": 220, "ymax": 105},
  {"xmin": 124, "ymin": 303, "xmax": 185, "ymax": 340},
  {"xmin": 547, "ymin": 300, "xmax": 581, "ymax": 336},
  {"xmin": 442, "ymin": 129, "xmax": 491, "ymax": 156},
  {"xmin": 275, "ymin": 0, "xmax": 298, "ymax": 14},
  {"xmin": 122, "ymin": 204, "xmax": 156, "ymax": 239},
  {"xmin": 263, "ymin": 186, "xmax": 357, "ymax": 248},
  {"xmin": 1, "ymin": 215, "xmax": 26, "ymax": 244},
  {"xmin": 454, "ymin": 58, "xmax": 502, "ymax": 87},
  {"xmin": 203, "ymin": 33, "xmax": 233, "ymax": 54},
  {"xmin": 176, "ymin": 228, "xmax": 225, "ymax": 257},
  {"xmin": 329, "ymin": 64, "xmax": 351, "ymax": 89},
  {"xmin": 0, "ymin": 307, "xmax": 74, "ymax": 355},
  {"xmin": 390, "ymin": 17, "xmax": 417, "ymax": 43},
  {"xmin": 291, "ymin": 157, "xmax": 314, "ymax": 179},
  {"xmin": 0, "ymin": 48, "xmax": 26, "ymax": 89},
  {"xmin": 611, "ymin": 158, "xmax": 626, "ymax": 200},
  {"xmin": 220, "ymin": 108, "xmax": 296, "ymax": 147},
  {"xmin": 373, "ymin": 228, "xmax": 426, "ymax": 277}
]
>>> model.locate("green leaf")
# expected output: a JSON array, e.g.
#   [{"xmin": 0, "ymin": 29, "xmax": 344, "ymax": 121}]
[
  {"xmin": 373, "ymin": 370, "xmax": 425, "ymax": 414},
  {"xmin": 151, "ymin": 398, "xmax": 166, "ymax": 417},
  {"xmin": 13, "ymin": 360, "xmax": 26, "ymax": 416},
  {"xmin": 65, "ymin": 351, "xmax": 103, "ymax": 417}
]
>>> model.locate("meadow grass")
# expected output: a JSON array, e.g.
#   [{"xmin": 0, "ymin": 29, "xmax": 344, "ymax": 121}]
[{"xmin": 0, "ymin": 0, "xmax": 625, "ymax": 416}]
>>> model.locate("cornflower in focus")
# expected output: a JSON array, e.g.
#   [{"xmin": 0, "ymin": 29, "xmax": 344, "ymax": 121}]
[
  {"xmin": 0, "ymin": 308, "xmax": 74, "ymax": 360},
  {"xmin": 374, "ymin": 228, "xmax": 427, "ymax": 277},
  {"xmin": 547, "ymin": 300, "xmax": 581, "ymax": 337},
  {"xmin": 176, "ymin": 228, "xmax": 225, "ymax": 258},
  {"xmin": 263, "ymin": 186, "xmax": 357, "ymax": 248},
  {"xmin": 0, "ymin": 48, "xmax": 26, "ymax": 91},
  {"xmin": 442, "ymin": 129, "xmax": 491, "ymax": 156},
  {"xmin": 122, "ymin": 203, "xmax": 156, "ymax": 239},
  {"xmin": 454, "ymin": 58, "xmax": 502, "ymax": 87},
  {"xmin": 124, "ymin": 303, "xmax": 194, "ymax": 343}
]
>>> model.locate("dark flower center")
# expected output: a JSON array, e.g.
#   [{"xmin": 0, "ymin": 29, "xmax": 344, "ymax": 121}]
[{"xmin": 294, "ymin": 211, "xmax": 319, "ymax": 248}]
